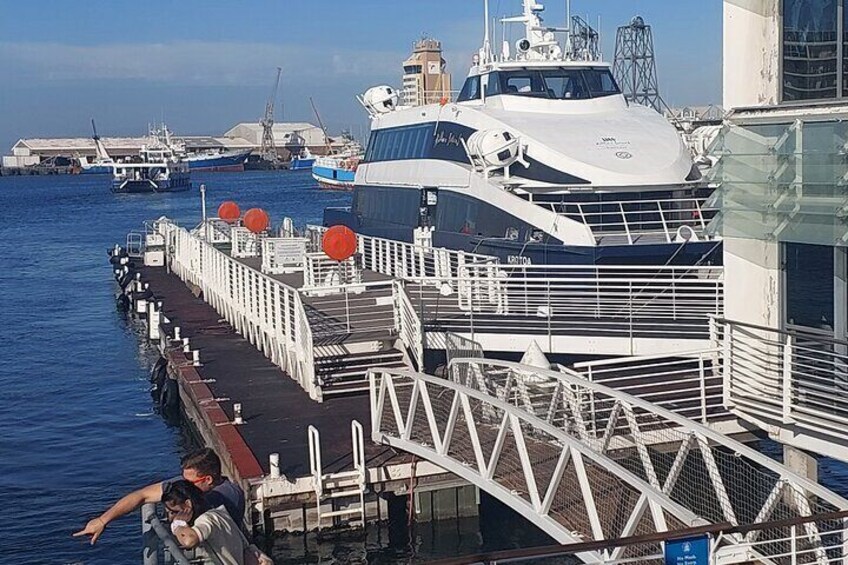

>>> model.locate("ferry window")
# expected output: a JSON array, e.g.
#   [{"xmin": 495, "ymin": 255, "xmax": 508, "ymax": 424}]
[
  {"xmin": 582, "ymin": 69, "xmax": 620, "ymax": 98},
  {"xmin": 501, "ymin": 73, "xmax": 549, "ymax": 97},
  {"xmin": 542, "ymin": 70, "xmax": 587, "ymax": 99},
  {"xmin": 486, "ymin": 72, "xmax": 501, "ymax": 96},
  {"xmin": 457, "ymin": 76, "xmax": 481, "ymax": 102}
]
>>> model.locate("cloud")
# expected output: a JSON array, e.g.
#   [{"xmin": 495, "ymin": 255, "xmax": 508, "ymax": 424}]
[{"xmin": 0, "ymin": 41, "xmax": 408, "ymax": 87}]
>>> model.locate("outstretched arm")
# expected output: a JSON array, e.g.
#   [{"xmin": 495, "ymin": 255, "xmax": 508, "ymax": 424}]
[{"xmin": 73, "ymin": 482, "xmax": 164, "ymax": 545}]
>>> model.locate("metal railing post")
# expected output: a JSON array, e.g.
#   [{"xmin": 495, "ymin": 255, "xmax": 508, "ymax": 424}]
[
  {"xmin": 782, "ymin": 333, "xmax": 794, "ymax": 424},
  {"xmin": 699, "ymin": 355, "xmax": 708, "ymax": 425},
  {"xmin": 790, "ymin": 524, "xmax": 797, "ymax": 565},
  {"xmin": 142, "ymin": 503, "xmax": 158, "ymax": 565}
]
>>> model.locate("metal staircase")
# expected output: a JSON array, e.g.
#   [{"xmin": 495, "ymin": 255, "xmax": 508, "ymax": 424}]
[{"xmin": 308, "ymin": 420, "xmax": 367, "ymax": 530}]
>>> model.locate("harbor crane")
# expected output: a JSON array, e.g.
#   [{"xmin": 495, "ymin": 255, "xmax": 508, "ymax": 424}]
[{"xmin": 260, "ymin": 67, "xmax": 282, "ymax": 163}]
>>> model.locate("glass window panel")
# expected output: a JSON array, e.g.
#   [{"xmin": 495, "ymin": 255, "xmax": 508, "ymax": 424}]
[
  {"xmin": 785, "ymin": 243, "xmax": 834, "ymax": 329},
  {"xmin": 783, "ymin": 0, "xmax": 838, "ymax": 101},
  {"xmin": 457, "ymin": 76, "xmax": 481, "ymax": 102}
]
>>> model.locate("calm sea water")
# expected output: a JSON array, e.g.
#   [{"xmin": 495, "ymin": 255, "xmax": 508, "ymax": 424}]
[{"xmin": 2, "ymin": 171, "xmax": 847, "ymax": 564}]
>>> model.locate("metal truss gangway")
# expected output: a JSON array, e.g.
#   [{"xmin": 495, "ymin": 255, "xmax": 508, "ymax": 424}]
[{"xmin": 368, "ymin": 359, "xmax": 848, "ymax": 564}]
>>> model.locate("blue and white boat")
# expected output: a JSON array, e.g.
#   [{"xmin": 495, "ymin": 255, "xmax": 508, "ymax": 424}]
[
  {"xmin": 109, "ymin": 137, "xmax": 191, "ymax": 194},
  {"xmin": 289, "ymin": 147, "xmax": 315, "ymax": 170},
  {"xmin": 324, "ymin": 0, "xmax": 718, "ymax": 267},
  {"xmin": 183, "ymin": 148, "xmax": 251, "ymax": 172},
  {"xmin": 312, "ymin": 155, "xmax": 359, "ymax": 190}
]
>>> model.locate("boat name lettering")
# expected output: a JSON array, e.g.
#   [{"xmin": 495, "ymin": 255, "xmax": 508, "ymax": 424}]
[
  {"xmin": 507, "ymin": 255, "xmax": 532, "ymax": 265},
  {"xmin": 434, "ymin": 131, "xmax": 464, "ymax": 147},
  {"xmin": 595, "ymin": 137, "xmax": 631, "ymax": 149}
]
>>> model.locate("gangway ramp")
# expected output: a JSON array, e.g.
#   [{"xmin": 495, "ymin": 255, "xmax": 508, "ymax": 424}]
[{"xmin": 368, "ymin": 360, "xmax": 848, "ymax": 563}]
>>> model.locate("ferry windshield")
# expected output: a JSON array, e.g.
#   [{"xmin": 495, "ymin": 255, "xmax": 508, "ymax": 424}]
[{"xmin": 479, "ymin": 68, "xmax": 620, "ymax": 100}]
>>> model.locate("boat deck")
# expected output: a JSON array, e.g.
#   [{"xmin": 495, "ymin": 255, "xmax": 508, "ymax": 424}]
[{"xmin": 141, "ymin": 263, "xmax": 407, "ymax": 478}]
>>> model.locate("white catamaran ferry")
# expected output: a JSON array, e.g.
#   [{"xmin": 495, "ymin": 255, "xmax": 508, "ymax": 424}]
[{"xmin": 325, "ymin": 0, "xmax": 718, "ymax": 266}]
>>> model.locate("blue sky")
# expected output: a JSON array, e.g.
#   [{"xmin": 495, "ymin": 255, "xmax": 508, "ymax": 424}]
[{"xmin": 0, "ymin": 0, "xmax": 722, "ymax": 151}]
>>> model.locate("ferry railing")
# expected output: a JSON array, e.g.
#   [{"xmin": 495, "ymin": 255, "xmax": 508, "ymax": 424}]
[
  {"xmin": 572, "ymin": 348, "xmax": 725, "ymax": 425},
  {"xmin": 372, "ymin": 362, "xmax": 848, "ymax": 562},
  {"xmin": 303, "ymin": 280, "xmax": 398, "ymax": 341},
  {"xmin": 302, "ymin": 252, "xmax": 361, "ymax": 289},
  {"xmin": 407, "ymin": 264, "xmax": 723, "ymax": 344},
  {"xmin": 306, "ymin": 225, "xmax": 499, "ymax": 283},
  {"xmin": 392, "ymin": 280, "xmax": 423, "ymax": 370},
  {"xmin": 717, "ymin": 318, "xmax": 848, "ymax": 461},
  {"xmin": 400, "ymin": 89, "xmax": 460, "ymax": 107},
  {"xmin": 535, "ymin": 196, "xmax": 716, "ymax": 244},
  {"xmin": 159, "ymin": 222, "xmax": 320, "ymax": 400}
]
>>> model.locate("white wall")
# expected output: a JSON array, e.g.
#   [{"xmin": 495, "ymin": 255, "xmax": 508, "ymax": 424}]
[
  {"xmin": 723, "ymin": 0, "xmax": 781, "ymax": 109},
  {"xmin": 723, "ymin": 237, "xmax": 782, "ymax": 328}
]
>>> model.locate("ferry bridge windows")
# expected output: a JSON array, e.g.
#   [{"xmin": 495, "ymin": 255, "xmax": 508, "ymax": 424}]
[
  {"xmin": 457, "ymin": 75, "xmax": 481, "ymax": 102},
  {"xmin": 488, "ymin": 68, "xmax": 620, "ymax": 100}
]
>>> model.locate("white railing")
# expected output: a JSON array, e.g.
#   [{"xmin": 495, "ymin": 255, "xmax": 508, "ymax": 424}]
[
  {"xmin": 261, "ymin": 237, "xmax": 308, "ymax": 275},
  {"xmin": 537, "ymin": 197, "xmax": 715, "ymax": 244},
  {"xmin": 307, "ymin": 225, "xmax": 498, "ymax": 283},
  {"xmin": 392, "ymin": 280, "xmax": 423, "ymax": 370},
  {"xmin": 719, "ymin": 318, "xmax": 848, "ymax": 462},
  {"xmin": 303, "ymin": 252, "xmax": 361, "ymax": 290},
  {"xmin": 230, "ymin": 227, "xmax": 259, "ymax": 258},
  {"xmin": 305, "ymin": 280, "xmax": 397, "ymax": 342},
  {"xmin": 371, "ymin": 363, "xmax": 848, "ymax": 562},
  {"xmin": 408, "ymin": 264, "xmax": 724, "ymax": 342},
  {"xmin": 192, "ymin": 218, "xmax": 234, "ymax": 245},
  {"xmin": 573, "ymin": 349, "xmax": 724, "ymax": 425},
  {"xmin": 159, "ymin": 221, "xmax": 319, "ymax": 400}
]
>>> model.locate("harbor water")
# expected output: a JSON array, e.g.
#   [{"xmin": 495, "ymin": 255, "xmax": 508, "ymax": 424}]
[
  {"xmin": 0, "ymin": 171, "xmax": 549, "ymax": 564},
  {"xmin": 3, "ymin": 171, "xmax": 848, "ymax": 564}
]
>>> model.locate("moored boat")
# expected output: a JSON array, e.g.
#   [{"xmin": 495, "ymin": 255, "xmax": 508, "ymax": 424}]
[{"xmin": 312, "ymin": 155, "xmax": 359, "ymax": 190}]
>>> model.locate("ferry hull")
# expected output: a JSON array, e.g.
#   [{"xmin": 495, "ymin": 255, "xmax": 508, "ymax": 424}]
[
  {"xmin": 185, "ymin": 150, "xmax": 250, "ymax": 172},
  {"xmin": 111, "ymin": 176, "xmax": 192, "ymax": 194},
  {"xmin": 312, "ymin": 165, "xmax": 355, "ymax": 191}
]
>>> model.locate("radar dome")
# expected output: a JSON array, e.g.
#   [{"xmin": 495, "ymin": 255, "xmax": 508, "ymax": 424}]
[
  {"xmin": 363, "ymin": 86, "xmax": 399, "ymax": 114},
  {"xmin": 467, "ymin": 130, "xmax": 521, "ymax": 169}
]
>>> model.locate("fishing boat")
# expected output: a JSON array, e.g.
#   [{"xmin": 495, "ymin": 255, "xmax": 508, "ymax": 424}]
[
  {"xmin": 312, "ymin": 155, "xmax": 359, "ymax": 190},
  {"xmin": 109, "ymin": 135, "xmax": 191, "ymax": 194},
  {"xmin": 324, "ymin": 0, "xmax": 717, "ymax": 266},
  {"xmin": 289, "ymin": 147, "xmax": 315, "ymax": 170},
  {"xmin": 183, "ymin": 148, "xmax": 252, "ymax": 172}
]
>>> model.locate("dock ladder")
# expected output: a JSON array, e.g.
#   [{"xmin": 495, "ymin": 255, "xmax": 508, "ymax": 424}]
[{"xmin": 308, "ymin": 420, "xmax": 367, "ymax": 530}]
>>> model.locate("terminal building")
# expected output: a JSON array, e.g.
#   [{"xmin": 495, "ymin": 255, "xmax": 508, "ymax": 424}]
[
  {"xmin": 2, "ymin": 122, "xmax": 334, "ymax": 170},
  {"xmin": 714, "ymin": 0, "xmax": 848, "ymax": 465},
  {"xmin": 401, "ymin": 37, "xmax": 452, "ymax": 107}
]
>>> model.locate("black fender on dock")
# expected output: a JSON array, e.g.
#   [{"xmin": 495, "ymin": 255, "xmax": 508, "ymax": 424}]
[
  {"xmin": 158, "ymin": 377, "xmax": 179, "ymax": 414},
  {"xmin": 149, "ymin": 357, "xmax": 168, "ymax": 399},
  {"xmin": 115, "ymin": 293, "xmax": 131, "ymax": 311}
]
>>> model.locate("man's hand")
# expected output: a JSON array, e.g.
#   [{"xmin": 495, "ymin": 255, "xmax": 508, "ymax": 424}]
[{"xmin": 73, "ymin": 517, "xmax": 106, "ymax": 545}]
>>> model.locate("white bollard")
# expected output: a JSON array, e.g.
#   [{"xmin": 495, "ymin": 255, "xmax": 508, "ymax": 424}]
[
  {"xmin": 269, "ymin": 453, "xmax": 280, "ymax": 478},
  {"xmin": 192, "ymin": 350, "xmax": 201, "ymax": 366},
  {"xmin": 182, "ymin": 337, "xmax": 190, "ymax": 353},
  {"xmin": 233, "ymin": 403, "xmax": 244, "ymax": 425},
  {"xmin": 174, "ymin": 326, "xmax": 181, "ymax": 341}
]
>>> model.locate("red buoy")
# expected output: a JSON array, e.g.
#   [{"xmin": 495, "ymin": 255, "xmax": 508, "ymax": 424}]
[
  {"xmin": 322, "ymin": 225, "xmax": 357, "ymax": 261},
  {"xmin": 243, "ymin": 208, "xmax": 270, "ymax": 234},
  {"xmin": 218, "ymin": 201, "xmax": 240, "ymax": 223}
]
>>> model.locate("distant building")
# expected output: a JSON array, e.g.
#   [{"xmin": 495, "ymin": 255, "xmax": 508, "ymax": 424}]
[
  {"xmin": 2, "ymin": 122, "xmax": 337, "ymax": 168},
  {"xmin": 223, "ymin": 122, "xmax": 329, "ymax": 158},
  {"xmin": 401, "ymin": 38, "xmax": 452, "ymax": 107}
]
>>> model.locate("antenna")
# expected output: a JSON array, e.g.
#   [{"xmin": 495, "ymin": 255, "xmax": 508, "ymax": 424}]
[
  {"xmin": 483, "ymin": 0, "xmax": 491, "ymax": 62},
  {"xmin": 565, "ymin": 0, "xmax": 572, "ymax": 56}
]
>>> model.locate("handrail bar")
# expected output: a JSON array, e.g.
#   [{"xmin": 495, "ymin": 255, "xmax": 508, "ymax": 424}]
[
  {"xmin": 142, "ymin": 503, "xmax": 193, "ymax": 565},
  {"xmin": 715, "ymin": 316, "xmax": 848, "ymax": 347},
  {"xmin": 572, "ymin": 347, "xmax": 722, "ymax": 369},
  {"xmin": 446, "ymin": 357, "xmax": 848, "ymax": 508}
]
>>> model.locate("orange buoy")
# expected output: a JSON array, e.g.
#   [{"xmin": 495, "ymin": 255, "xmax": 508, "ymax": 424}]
[
  {"xmin": 218, "ymin": 201, "xmax": 240, "ymax": 223},
  {"xmin": 322, "ymin": 225, "xmax": 357, "ymax": 261},
  {"xmin": 243, "ymin": 208, "xmax": 270, "ymax": 234}
]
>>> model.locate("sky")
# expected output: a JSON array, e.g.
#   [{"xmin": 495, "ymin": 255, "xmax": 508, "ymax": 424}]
[{"xmin": 0, "ymin": 0, "xmax": 722, "ymax": 151}]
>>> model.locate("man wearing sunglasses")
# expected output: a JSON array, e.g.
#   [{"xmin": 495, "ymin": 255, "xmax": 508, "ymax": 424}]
[{"xmin": 75, "ymin": 447, "xmax": 245, "ymax": 545}]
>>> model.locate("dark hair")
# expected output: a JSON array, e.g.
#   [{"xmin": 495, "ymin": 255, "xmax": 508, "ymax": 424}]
[
  {"xmin": 162, "ymin": 480, "xmax": 206, "ymax": 521},
  {"xmin": 180, "ymin": 448, "xmax": 222, "ymax": 479}
]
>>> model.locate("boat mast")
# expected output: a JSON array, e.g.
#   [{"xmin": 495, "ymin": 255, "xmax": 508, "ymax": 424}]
[{"xmin": 309, "ymin": 97, "xmax": 333, "ymax": 156}]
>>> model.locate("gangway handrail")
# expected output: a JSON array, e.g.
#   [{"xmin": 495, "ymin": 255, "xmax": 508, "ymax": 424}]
[
  {"xmin": 572, "ymin": 347, "xmax": 722, "ymax": 369},
  {"xmin": 141, "ymin": 503, "xmax": 195, "ymax": 565},
  {"xmin": 715, "ymin": 316, "xmax": 848, "ymax": 347},
  {"xmin": 447, "ymin": 357, "xmax": 848, "ymax": 509}
]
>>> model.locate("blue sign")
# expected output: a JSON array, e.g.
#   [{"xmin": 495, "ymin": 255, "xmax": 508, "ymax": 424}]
[{"xmin": 664, "ymin": 534, "xmax": 710, "ymax": 565}]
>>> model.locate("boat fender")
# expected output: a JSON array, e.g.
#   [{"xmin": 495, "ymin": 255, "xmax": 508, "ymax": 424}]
[
  {"xmin": 118, "ymin": 271, "xmax": 136, "ymax": 289},
  {"xmin": 158, "ymin": 377, "xmax": 179, "ymax": 413},
  {"xmin": 116, "ymin": 293, "xmax": 131, "ymax": 311},
  {"xmin": 149, "ymin": 357, "xmax": 168, "ymax": 398}
]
